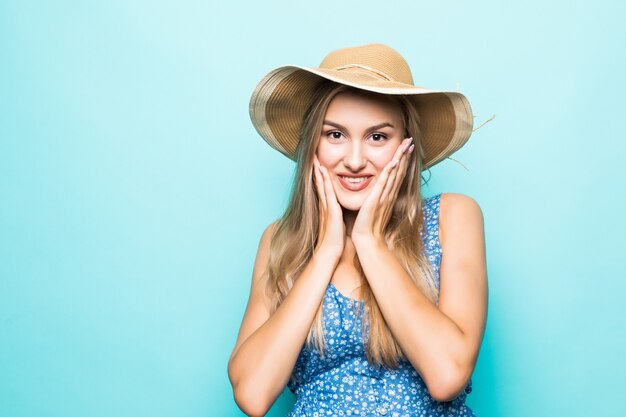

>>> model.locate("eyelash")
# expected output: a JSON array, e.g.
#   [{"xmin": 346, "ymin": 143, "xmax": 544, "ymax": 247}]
[{"xmin": 325, "ymin": 130, "xmax": 388, "ymax": 142}]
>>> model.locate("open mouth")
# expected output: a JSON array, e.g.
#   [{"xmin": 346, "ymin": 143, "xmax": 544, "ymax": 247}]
[{"xmin": 337, "ymin": 175, "xmax": 373, "ymax": 191}]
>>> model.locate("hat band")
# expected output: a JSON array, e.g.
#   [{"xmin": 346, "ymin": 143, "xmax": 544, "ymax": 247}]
[{"xmin": 333, "ymin": 64, "xmax": 393, "ymax": 81}]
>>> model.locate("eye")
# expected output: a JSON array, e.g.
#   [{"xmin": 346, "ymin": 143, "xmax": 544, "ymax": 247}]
[
  {"xmin": 325, "ymin": 130, "xmax": 344, "ymax": 140},
  {"xmin": 370, "ymin": 133, "xmax": 387, "ymax": 142}
]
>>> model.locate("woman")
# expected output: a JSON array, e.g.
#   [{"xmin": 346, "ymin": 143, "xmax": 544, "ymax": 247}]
[{"xmin": 228, "ymin": 44, "xmax": 488, "ymax": 417}]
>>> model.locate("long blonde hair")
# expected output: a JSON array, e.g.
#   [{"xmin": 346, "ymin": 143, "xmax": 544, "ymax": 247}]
[{"xmin": 264, "ymin": 80, "xmax": 439, "ymax": 369}]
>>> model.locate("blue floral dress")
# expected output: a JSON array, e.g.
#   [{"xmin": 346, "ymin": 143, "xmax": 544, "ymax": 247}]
[{"xmin": 287, "ymin": 193, "xmax": 476, "ymax": 416}]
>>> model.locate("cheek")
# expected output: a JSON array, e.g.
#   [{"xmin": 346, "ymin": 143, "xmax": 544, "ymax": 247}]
[
  {"xmin": 316, "ymin": 144, "xmax": 343, "ymax": 167},
  {"xmin": 371, "ymin": 147, "xmax": 397, "ymax": 169}
]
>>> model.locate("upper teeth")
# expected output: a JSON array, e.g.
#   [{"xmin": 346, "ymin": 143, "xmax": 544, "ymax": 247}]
[{"xmin": 341, "ymin": 176, "xmax": 368, "ymax": 183}]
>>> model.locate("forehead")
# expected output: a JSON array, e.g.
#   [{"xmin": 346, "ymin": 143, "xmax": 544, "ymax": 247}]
[{"xmin": 325, "ymin": 90, "xmax": 403, "ymax": 124}]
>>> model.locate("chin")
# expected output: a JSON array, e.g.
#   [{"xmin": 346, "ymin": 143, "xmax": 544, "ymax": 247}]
[
  {"xmin": 334, "ymin": 184, "xmax": 373, "ymax": 212},
  {"xmin": 336, "ymin": 195, "xmax": 366, "ymax": 212},
  {"xmin": 339, "ymin": 202, "xmax": 362, "ymax": 212}
]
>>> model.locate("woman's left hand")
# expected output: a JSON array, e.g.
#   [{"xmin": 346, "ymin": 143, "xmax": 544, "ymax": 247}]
[{"xmin": 351, "ymin": 137, "xmax": 414, "ymax": 242}]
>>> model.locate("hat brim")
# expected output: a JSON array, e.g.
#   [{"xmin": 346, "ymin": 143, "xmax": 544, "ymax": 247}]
[{"xmin": 249, "ymin": 65, "xmax": 473, "ymax": 169}]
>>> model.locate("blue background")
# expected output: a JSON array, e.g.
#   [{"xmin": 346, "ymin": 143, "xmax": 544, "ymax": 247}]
[{"xmin": 1, "ymin": 1, "xmax": 625, "ymax": 416}]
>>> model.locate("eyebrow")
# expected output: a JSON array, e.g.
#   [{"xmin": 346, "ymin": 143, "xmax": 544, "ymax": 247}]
[{"xmin": 323, "ymin": 120, "xmax": 396, "ymax": 131}]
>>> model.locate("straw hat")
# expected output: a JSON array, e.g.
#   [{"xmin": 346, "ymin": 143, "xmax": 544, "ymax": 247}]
[{"xmin": 249, "ymin": 43, "xmax": 473, "ymax": 169}]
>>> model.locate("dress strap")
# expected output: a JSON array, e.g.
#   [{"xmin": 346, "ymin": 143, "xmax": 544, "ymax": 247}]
[
  {"xmin": 421, "ymin": 193, "xmax": 443, "ymax": 289},
  {"xmin": 422, "ymin": 193, "xmax": 442, "ymax": 242}
]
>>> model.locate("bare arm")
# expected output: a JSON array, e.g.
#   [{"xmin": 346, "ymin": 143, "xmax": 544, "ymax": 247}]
[
  {"xmin": 227, "ymin": 222, "xmax": 341, "ymax": 417},
  {"xmin": 352, "ymin": 193, "xmax": 488, "ymax": 402}
]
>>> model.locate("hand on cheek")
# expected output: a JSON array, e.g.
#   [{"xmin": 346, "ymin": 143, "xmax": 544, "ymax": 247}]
[
  {"xmin": 352, "ymin": 137, "xmax": 414, "ymax": 241},
  {"xmin": 312, "ymin": 154, "xmax": 345, "ymax": 257}
]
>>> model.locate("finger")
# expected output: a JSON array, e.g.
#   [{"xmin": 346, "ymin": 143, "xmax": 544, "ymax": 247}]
[
  {"xmin": 320, "ymin": 165, "xmax": 339, "ymax": 211},
  {"xmin": 372, "ymin": 138, "xmax": 412, "ymax": 203},
  {"xmin": 375, "ymin": 140, "xmax": 411, "ymax": 231},
  {"xmin": 312, "ymin": 158, "xmax": 328, "ymax": 246},
  {"xmin": 380, "ymin": 138, "xmax": 412, "ymax": 203},
  {"xmin": 363, "ymin": 161, "xmax": 394, "ymax": 212},
  {"xmin": 313, "ymin": 158, "xmax": 327, "ymax": 210}
]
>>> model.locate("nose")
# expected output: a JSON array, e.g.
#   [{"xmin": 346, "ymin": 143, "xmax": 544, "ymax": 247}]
[{"xmin": 343, "ymin": 140, "xmax": 367, "ymax": 171}]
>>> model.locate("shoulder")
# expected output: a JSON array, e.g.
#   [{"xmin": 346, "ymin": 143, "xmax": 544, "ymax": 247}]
[
  {"xmin": 245, "ymin": 220, "xmax": 281, "ymax": 315},
  {"xmin": 439, "ymin": 192, "xmax": 483, "ymax": 215},
  {"xmin": 438, "ymin": 193, "xmax": 484, "ymax": 248},
  {"xmin": 260, "ymin": 220, "xmax": 280, "ymax": 245},
  {"xmin": 256, "ymin": 220, "xmax": 280, "ymax": 266}
]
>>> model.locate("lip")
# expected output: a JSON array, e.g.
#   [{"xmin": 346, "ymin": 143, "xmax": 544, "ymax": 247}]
[{"xmin": 337, "ymin": 174, "xmax": 373, "ymax": 191}]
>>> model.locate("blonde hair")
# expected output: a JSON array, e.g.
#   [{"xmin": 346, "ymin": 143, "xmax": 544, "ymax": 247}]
[{"xmin": 264, "ymin": 80, "xmax": 439, "ymax": 369}]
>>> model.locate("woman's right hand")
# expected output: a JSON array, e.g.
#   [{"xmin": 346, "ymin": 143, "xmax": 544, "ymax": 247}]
[{"xmin": 313, "ymin": 154, "xmax": 345, "ymax": 259}]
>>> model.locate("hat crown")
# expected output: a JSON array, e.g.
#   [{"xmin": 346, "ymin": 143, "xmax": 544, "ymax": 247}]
[{"xmin": 319, "ymin": 43, "xmax": 414, "ymax": 85}]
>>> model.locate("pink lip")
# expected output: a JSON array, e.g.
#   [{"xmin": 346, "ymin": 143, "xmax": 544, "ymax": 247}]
[{"xmin": 337, "ymin": 175, "xmax": 373, "ymax": 191}]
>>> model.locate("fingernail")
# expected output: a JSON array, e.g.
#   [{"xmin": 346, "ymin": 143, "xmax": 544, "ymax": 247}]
[
  {"xmin": 408, "ymin": 144, "xmax": 414, "ymax": 154},
  {"xmin": 391, "ymin": 160, "xmax": 399, "ymax": 168},
  {"xmin": 403, "ymin": 137, "xmax": 413, "ymax": 152}
]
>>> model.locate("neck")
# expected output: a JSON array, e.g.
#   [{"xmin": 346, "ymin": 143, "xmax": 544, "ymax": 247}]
[{"xmin": 343, "ymin": 209, "xmax": 357, "ymax": 236}]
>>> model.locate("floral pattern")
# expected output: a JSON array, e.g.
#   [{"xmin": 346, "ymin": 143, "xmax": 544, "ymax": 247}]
[{"xmin": 287, "ymin": 193, "xmax": 476, "ymax": 416}]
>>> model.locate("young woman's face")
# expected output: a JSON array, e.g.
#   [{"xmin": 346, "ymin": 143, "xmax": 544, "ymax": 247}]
[{"xmin": 316, "ymin": 90, "xmax": 405, "ymax": 211}]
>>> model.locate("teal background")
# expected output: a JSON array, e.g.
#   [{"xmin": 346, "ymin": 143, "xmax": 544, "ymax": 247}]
[{"xmin": 1, "ymin": 0, "xmax": 625, "ymax": 416}]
